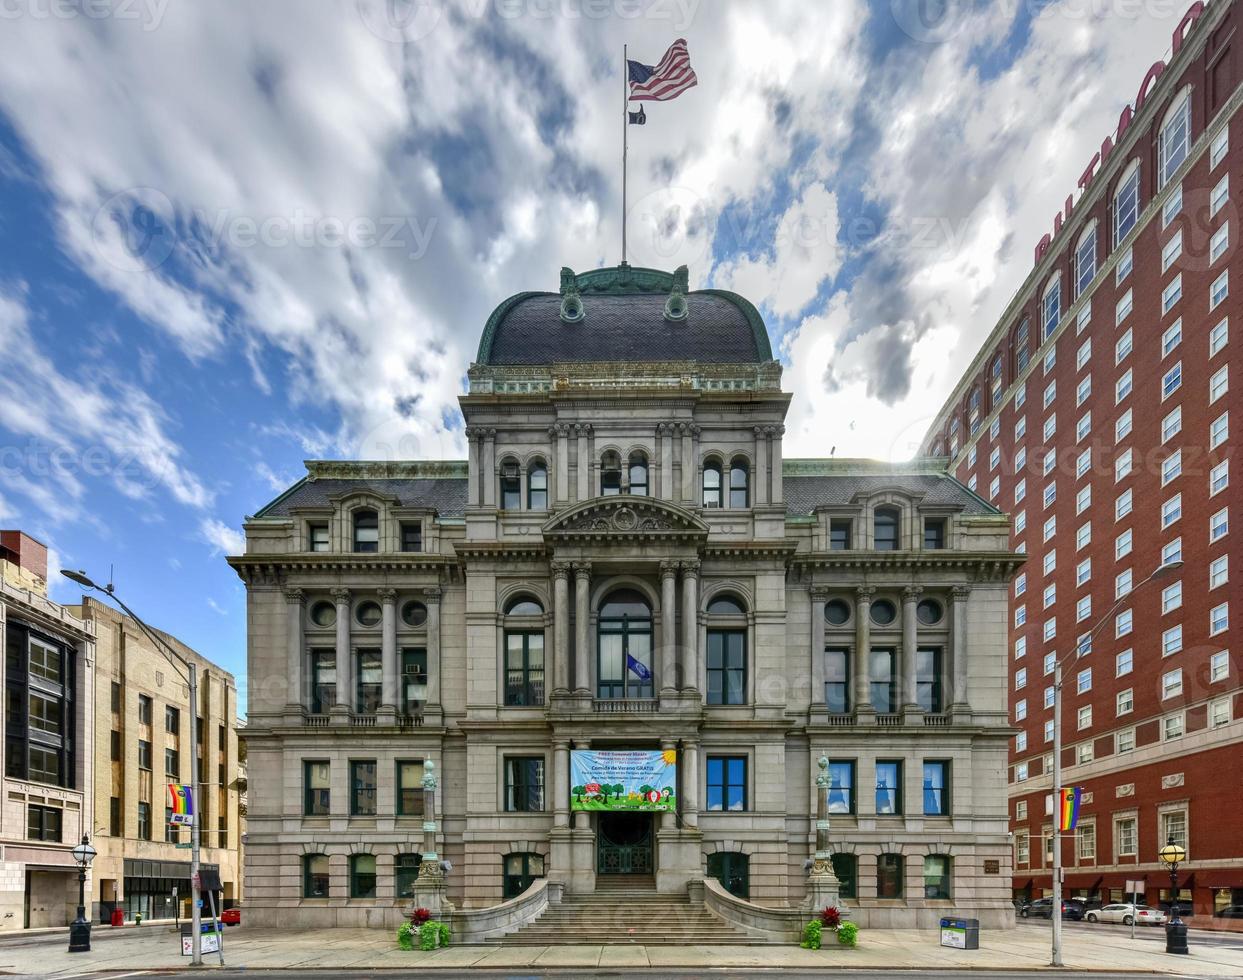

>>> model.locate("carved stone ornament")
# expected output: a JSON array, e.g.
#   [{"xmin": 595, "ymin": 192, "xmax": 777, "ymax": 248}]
[{"xmin": 544, "ymin": 496, "xmax": 709, "ymax": 538}]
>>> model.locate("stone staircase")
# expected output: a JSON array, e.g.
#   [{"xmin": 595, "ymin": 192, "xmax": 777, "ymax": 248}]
[{"xmin": 493, "ymin": 875, "xmax": 754, "ymax": 945}]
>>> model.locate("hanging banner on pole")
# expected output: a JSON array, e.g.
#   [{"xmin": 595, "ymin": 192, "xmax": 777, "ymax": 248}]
[
  {"xmin": 1057, "ymin": 787, "xmax": 1083, "ymax": 832},
  {"xmin": 570, "ymin": 750, "xmax": 676, "ymax": 812},
  {"xmin": 168, "ymin": 783, "xmax": 194, "ymax": 826}
]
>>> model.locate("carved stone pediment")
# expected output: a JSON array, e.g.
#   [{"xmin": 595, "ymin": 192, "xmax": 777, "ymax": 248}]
[{"xmin": 542, "ymin": 497, "xmax": 709, "ymax": 540}]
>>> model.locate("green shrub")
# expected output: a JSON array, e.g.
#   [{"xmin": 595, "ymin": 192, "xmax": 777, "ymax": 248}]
[
  {"xmin": 396, "ymin": 921, "xmax": 415, "ymax": 951},
  {"xmin": 799, "ymin": 918, "xmax": 822, "ymax": 949},
  {"xmin": 418, "ymin": 920, "xmax": 451, "ymax": 950},
  {"xmin": 837, "ymin": 921, "xmax": 859, "ymax": 947}
]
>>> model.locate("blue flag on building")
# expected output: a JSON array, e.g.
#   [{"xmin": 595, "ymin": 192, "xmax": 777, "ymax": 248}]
[{"xmin": 626, "ymin": 653, "xmax": 652, "ymax": 681}]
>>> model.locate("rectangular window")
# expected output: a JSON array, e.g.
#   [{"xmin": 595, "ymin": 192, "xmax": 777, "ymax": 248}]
[
  {"xmin": 1210, "ymin": 602, "xmax": 1228, "ymax": 635},
  {"xmin": 1076, "ymin": 595, "xmax": 1092, "ymax": 623},
  {"xmin": 1210, "ymin": 507, "xmax": 1228, "ymax": 542},
  {"xmin": 1115, "ymin": 288, "xmax": 1132, "ymax": 325},
  {"xmin": 1115, "ymin": 568, "xmax": 1133, "ymax": 598},
  {"xmin": 1210, "ymin": 412, "xmax": 1228, "ymax": 450},
  {"xmin": 1043, "ymin": 448, "xmax": 1056, "ymax": 476},
  {"xmin": 1162, "ymin": 274, "xmax": 1182, "ymax": 313},
  {"xmin": 1162, "ymin": 494, "xmax": 1182, "ymax": 529},
  {"xmin": 1162, "ymin": 810, "xmax": 1188, "ymax": 852},
  {"xmin": 165, "ymin": 704, "xmax": 179, "ymax": 734},
  {"xmin": 1075, "ymin": 448, "xmax": 1091, "ymax": 480},
  {"xmin": 1212, "ymin": 172, "xmax": 1230, "ymax": 216},
  {"xmin": 829, "ymin": 519, "xmax": 852, "ymax": 550},
  {"xmin": 1163, "ymin": 184, "xmax": 1184, "ymax": 228},
  {"xmin": 1116, "ymin": 608, "xmax": 1133, "ymax": 637},
  {"xmin": 1117, "ymin": 728, "xmax": 1136, "ymax": 753},
  {"xmin": 355, "ymin": 649, "xmax": 382, "ymax": 714},
  {"xmin": 1076, "ymin": 339, "xmax": 1092, "ymax": 372},
  {"xmin": 1211, "ymin": 222, "xmax": 1229, "ymax": 263},
  {"xmin": 1164, "ymin": 714, "xmax": 1185, "ymax": 741},
  {"xmin": 304, "ymin": 760, "xmax": 330, "ymax": 815},
  {"xmin": 1116, "ymin": 817, "xmax": 1138, "ymax": 857},
  {"xmin": 1116, "ymin": 448, "xmax": 1133, "ymax": 482},
  {"xmin": 706, "ymin": 756, "xmax": 748, "ymax": 812},
  {"xmin": 1015, "ymin": 762, "xmax": 1029, "ymax": 783},
  {"xmin": 1016, "ymin": 832, "xmax": 1031, "ymax": 865},
  {"xmin": 1077, "ymin": 742, "xmax": 1094, "ymax": 764},
  {"xmin": 350, "ymin": 760, "xmax": 377, "ymax": 816},
  {"xmin": 1015, "ymin": 698, "xmax": 1027, "ymax": 721},
  {"xmin": 1116, "ymin": 246, "xmax": 1133, "ymax": 282},
  {"xmin": 1162, "ymin": 450, "xmax": 1182, "ymax": 486},
  {"xmin": 924, "ymin": 855, "xmax": 952, "ymax": 899},
  {"xmin": 164, "ymin": 747, "xmax": 179, "ymax": 780},
  {"xmin": 1076, "ymin": 523, "xmax": 1091, "ymax": 550},
  {"xmin": 137, "ymin": 802, "xmax": 151, "ymax": 841},
  {"xmin": 1211, "ymin": 269, "xmax": 1229, "ymax": 310},
  {"xmin": 1043, "ymin": 550, "xmax": 1056, "ymax": 575},
  {"xmin": 1211, "ymin": 697, "xmax": 1232, "ymax": 727},
  {"xmin": 923, "ymin": 519, "xmax": 945, "ymax": 550},
  {"xmin": 309, "ymin": 523, "xmax": 329, "ymax": 552},
  {"xmin": 1043, "ymin": 482, "xmax": 1056, "ymax": 508},
  {"xmin": 1076, "ymin": 486, "xmax": 1091, "ymax": 516},
  {"xmin": 1116, "ymin": 328, "xmax": 1133, "ymax": 364},
  {"xmin": 400, "ymin": 521, "xmax": 423, "ymax": 552},
  {"xmin": 1116, "ymin": 408, "xmax": 1132, "ymax": 441},
  {"xmin": 1212, "ymin": 126, "xmax": 1229, "ymax": 168},
  {"xmin": 109, "ymin": 796, "xmax": 121, "ymax": 837},
  {"xmin": 1076, "ymin": 411, "xmax": 1091, "ymax": 442},
  {"xmin": 1077, "ymin": 705, "xmax": 1092, "ymax": 730},
  {"xmin": 923, "ymin": 760, "xmax": 949, "ymax": 815},
  {"xmin": 1162, "ymin": 668, "xmax": 1183, "ymax": 699},
  {"xmin": 309, "ymin": 649, "xmax": 336, "ymax": 714},
  {"xmin": 1117, "ymin": 687, "xmax": 1134, "ymax": 714},
  {"xmin": 137, "ymin": 694, "xmax": 152, "ymax": 726},
  {"xmin": 396, "ymin": 760, "xmax": 426, "ymax": 816},
  {"xmin": 1210, "ymin": 317, "xmax": 1229, "ymax": 359},
  {"xmin": 137, "ymin": 739, "xmax": 151, "ymax": 770},
  {"xmin": 916, "ymin": 647, "xmax": 943, "ymax": 714},
  {"xmin": 825, "ymin": 648, "xmax": 850, "ymax": 714},
  {"xmin": 1210, "ymin": 650, "xmax": 1229, "ymax": 683},
  {"xmin": 1043, "ymin": 414, "xmax": 1056, "ymax": 441},
  {"xmin": 1162, "ymin": 230, "xmax": 1183, "ymax": 272},
  {"xmin": 1162, "ymin": 319, "xmax": 1184, "ymax": 359},
  {"xmin": 1162, "ymin": 406, "xmax": 1182, "ymax": 443},
  {"xmin": 1211, "ymin": 460, "xmax": 1229, "ymax": 496},
  {"xmin": 706, "ymin": 629, "xmax": 746, "ymax": 706},
  {"xmin": 1210, "ymin": 555, "xmax": 1229, "ymax": 590},
  {"xmin": 869, "ymin": 648, "xmax": 897, "ymax": 713},
  {"xmin": 1116, "ymin": 648, "xmax": 1133, "ymax": 676},
  {"xmin": 504, "ymin": 756, "xmax": 545, "ymax": 812},
  {"xmin": 1210, "ymin": 365, "xmax": 1229, "ymax": 404},
  {"xmin": 828, "ymin": 760, "xmax": 855, "ymax": 814},
  {"xmin": 504, "ymin": 630, "xmax": 546, "ymax": 707},
  {"xmin": 26, "ymin": 804, "xmax": 62, "ymax": 842},
  {"xmin": 1078, "ymin": 822, "xmax": 1097, "ymax": 861}
]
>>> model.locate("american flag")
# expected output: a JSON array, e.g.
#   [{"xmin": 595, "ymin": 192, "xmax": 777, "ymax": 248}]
[{"xmin": 627, "ymin": 39, "xmax": 697, "ymax": 102}]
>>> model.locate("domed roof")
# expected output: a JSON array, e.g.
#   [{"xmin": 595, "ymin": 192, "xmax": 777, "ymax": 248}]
[{"xmin": 475, "ymin": 265, "xmax": 773, "ymax": 366}]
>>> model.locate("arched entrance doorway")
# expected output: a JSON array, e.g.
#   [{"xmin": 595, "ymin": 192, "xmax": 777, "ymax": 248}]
[{"xmin": 597, "ymin": 812, "xmax": 653, "ymax": 874}]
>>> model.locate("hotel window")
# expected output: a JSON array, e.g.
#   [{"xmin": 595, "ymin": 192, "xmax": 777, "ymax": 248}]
[
  {"xmin": 1209, "ymin": 508, "xmax": 1228, "ymax": 542},
  {"xmin": 1117, "ymin": 728, "xmax": 1136, "ymax": 753},
  {"xmin": 1043, "ymin": 584, "xmax": 1056, "ymax": 609},
  {"xmin": 1116, "ymin": 817, "xmax": 1138, "ymax": 858},
  {"xmin": 1211, "ymin": 460, "xmax": 1229, "ymax": 496},
  {"xmin": 1077, "ymin": 302, "xmax": 1091, "ymax": 333},
  {"xmin": 1161, "ymin": 809, "xmax": 1189, "ymax": 853},
  {"xmin": 1015, "ymin": 573, "xmax": 1027, "ymax": 598},
  {"xmin": 304, "ymin": 761, "xmax": 330, "ymax": 815},
  {"xmin": 1043, "ymin": 414, "xmax": 1056, "ymax": 441},
  {"xmin": 702, "ymin": 460, "xmax": 722, "ymax": 507},
  {"xmin": 1076, "ymin": 596, "xmax": 1091, "ymax": 623},
  {"xmin": 504, "ymin": 757, "xmax": 545, "ymax": 812},
  {"xmin": 350, "ymin": 854, "xmax": 377, "ymax": 899},
  {"xmin": 1163, "ymin": 184, "xmax": 1184, "ymax": 228},
  {"xmin": 706, "ymin": 756, "xmax": 748, "ymax": 812},
  {"xmin": 1076, "ymin": 557, "xmax": 1091, "ymax": 586},
  {"xmin": 1210, "ymin": 365, "xmax": 1229, "ymax": 403},
  {"xmin": 1115, "ymin": 368, "xmax": 1133, "ymax": 404},
  {"xmin": 1160, "ymin": 320, "xmax": 1183, "ymax": 359},
  {"xmin": 1043, "ymin": 652, "xmax": 1055, "ymax": 676},
  {"xmin": 1116, "ymin": 530, "xmax": 1133, "ymax": 562},
  {"xmin": 827, "ymin": 761, "xmax": 855, "ymax": 814},
  {"xmin": 1208, "ymin": 554, "xmax": 1228, "ymax": 591},
  {"xmin": 1016, "ymin": 832, "xmax": 1031, "ymax": 866},
  {"xmin": 1041, "ymin": 278, "xmax": 1061, "ymax": 340},
  {"xmin": 989, "ymin": 476, "xmax": 999, "ymax": 499},
  {"xmin": 1015, "ymin": 606, "xmax": 1027, "ymax": 628},
  {"xmin": 1117, "ymin": 687, "xmax": 1134, "ymax": 714},
  {"xmin": 1115, "ymin": 568, "xmax": 1133, "ymax": 599},
  {"xmin": 1015, "ymin": 446, "xmax": 1027, "ymax": 470},
  {"xmin": 989, "ymin": 416, "xmax": 1000, "ymax": 440},
  {"xmin": 1043, "ymin": 550, "xmax": 1056, "ymax": 575},
  {"xmin": 1075, "ymin": 376, "xmax": 1091, "ymax": 408},
  {"xmin": 1076, "ymin": 522, "xmax": 1091, "ymax": 550},
  {"xmin": 1212, "ymin": 126, "xmax": 1230, "ymax": 168},
  {"xmin": 1077, "ymin": 668, "xmax": 1092, "ymax": 694},
  {"xmin": 989, "ymin": 446, "xmax": 1000, "ymax": 470},
  {"xmin": 308, "ymin": 523, "xmax": 329, "ymax": 552},
  {"xmin": 303, "ymin": 854, "xmax": 329, "ymax": 898},
  {"xmin": 1158, "ymin": 91, "xmax": 1191, "ymax": 187},
  {"xmin": 1015, "ymin": 510, "xmax": 1027, "ymax": 534},
  {"xmin": 1164, "ymin": 713, "xmax": 1185, "ymax": 741},
  {"xmin": 1015, "ymin": 415, "xmax": 1027, "ymax": 440},
  {"xmin": 1162, "ymin": 668, "xmax": 1183, "ymax": 700},
  {"xmin": 1210, "ymin": 412, "xmax": 1228, "ymax": 450},
  {"xmin": 1211, "ymin": 222, "xmax": 1230, "ymax": 264},
  {"xmin": 396, "ymin": 761, "xmax": 425, "ymax": 816},
  {"xmin": 350, "ymin": 760, "xmax": 377, "ymax": 816},
  {"xmin": 1210, "ymin": 650, "xmax": 1229, "ymax": 683},
  {"xmin": 1116, "ymin": 448, "xmax": 1133, "ymax": 482},
  {"xmin": 1077, "ymin": 705, "xmax": 1092, "ymax": 731},
  {"xmin": 1116, "ymin": 648, "xmax": 1133, "ymax": 676},
  {"xmin": 1043, "ymin": 482, "xmax": 1056, "ymax": 509},
  {"xmin": 967, "ymin": 474, "xmax": 977, "ymax": 492},
  {"xmin": 1042, "ymin": 448, "xmax": 1056, "ymax": 476},
  {"xmin": 1016, "ymin": 800, "xmax": 1027, "ymax": 821},
  {"xmin": 1161, "ymin": 450, "xmax": 1182, "ymax": 486},
  {"xmin": 1161, "ymin": 581, "xmax": 1183, "ymax": 614},
  {"xmin": 1077, "ymin": 742, "xmax": 1094, "ymax": 765},
  {"xmin": 1043, "ymin": 618, "xmax": 1057, "ymax": 642},
  {"xmin": 1162, "ymin": 406, "xmax": 1182, "ymax": 443},
  {"xmin": 1114, "ymin": 163, "xmax": 1140, "ymax": 245},
  {"xmin": 1078, "ymin": 822, "xmax": 1097, "ymax": 862},
  {"xmin": 1115, "ymin": 288, "xmax": 1132, "ymax": 325},
  {"xmin": 1117, "ymin": 608, "xmax": 1134, "ymax": 638},
  {"xmin": 877, "ymin": 854, "xmax": 904, "ymax": 899},
  {"xmin": 1162, "ymin": 230, "xmax": 1184, "ymax": 272},
  {"xmin": 628, "ymin": 453, "xmax": 648, "ymax": 496},
  {"xmin": 1116, "ymin": 328, "xmax": 1132, "ymax": 364},
  {"xmin": 1161, "ymin": 494, "xmax": 1182, "ymax": 528},
  {"xmin": 1116, "ymin": 245, "xmax": 1133, "ymax": 282},
  {"xmin": 1210, "ymin": 317, "xmax": 1228, "ymax": 356},
  {"xmin": 1210, "ymin": 602, "xmax": 1228, "ymax": 635},
  {"xmin": 924, "ymin": 855, "xmax": 952, "ymax": 900},
  {"xmin": 1015, "ymin": 698, "xmax": 1027, "ymax": 721},
  {"xmin": 1015, "ymin": 762, "xmax": 1029, "ymax": 782},
  {"xmin": 1211, "ymin": 172, "xmax": 1229, "ymax": 217},
  {"xmin": 1044, "ymin": 718, "xmax": 1054, "ymax": 742},
  {"xmin": 1043, "ymin": 379, "xmax": 1056, "ymax": 409},
  {"xmin": 1161, "ymin": 275, "xmax": 1182, "ymax": 314},
  {"xmin": 1211, "ymin": 270, "xmax": 1229, "ymax": 310},
  {"xmin": 1075, "ymin": 224, "xmax": 1097, "ymax": 296},
  {"xmin": 1015, "ymin": 636, "xmax": 1027, "ymax": 659},
  {"xmin": 1211, "ymin": 697, "xmax": 1232, "ymax": 727},
  {"xmin": 352, "ymin": 509, "xmax": 379, "ymax": 552},
  {"xmin": 400, "ymin": 520, "xmax": 423, "ymax": 552},
  {"xmin": 1116, "ymin": 408, "xmax": 1132, "ymax": 440},
  {"xmin": 1076, "ymin": 412, "xmax": 1091, "ymax": 442}
]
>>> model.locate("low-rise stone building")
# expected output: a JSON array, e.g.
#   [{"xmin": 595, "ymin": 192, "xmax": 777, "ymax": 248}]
[{"xmin": 232, "ymin": 265, "xmax": 1021, "ymax": 930}]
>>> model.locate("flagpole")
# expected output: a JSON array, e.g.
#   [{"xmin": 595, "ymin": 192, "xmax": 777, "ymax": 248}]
[{"xmin": 622, "ymin": 42, "xmax": 628, "ymax": 265}]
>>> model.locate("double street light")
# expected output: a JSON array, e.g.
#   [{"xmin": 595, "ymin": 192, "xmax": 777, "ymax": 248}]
[
  {"xmin": 1049, "ymin": 558, "xmax": 1183, "ymax": 967},
  {"xmin": 60, "ymin": 570, "xmax": 205, "ymax": 966}
]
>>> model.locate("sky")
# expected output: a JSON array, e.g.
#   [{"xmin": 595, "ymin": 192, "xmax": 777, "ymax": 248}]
[{"xmin": 0, "ymin": 0, "xmax": 1197, "ymax": 713}]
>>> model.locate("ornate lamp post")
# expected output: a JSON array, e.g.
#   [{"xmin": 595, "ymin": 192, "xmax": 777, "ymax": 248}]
[
  {"xmin": 68, "ymin": 834, "xmax": 97, "ymax": 953},
  {"xmin": 804, "ymin": 757, "xmax": 842, "ymax": 912},
  {"xmin": 1159, "ymin": 837, "xmax": 1189, "ymax": 955}
]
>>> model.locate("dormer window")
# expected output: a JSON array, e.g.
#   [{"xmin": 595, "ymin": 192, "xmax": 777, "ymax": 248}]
[
  {"xmin": 628, "ymin": 453, "xmax": 649, "ymax": 496},
  {"xmin": 309, "ymin": 523, "xmax": 329, "ymax": 552},
  {"xmin": 924, "ymin": 519, "xmax": 946, "ymax": 550},
  {"xmin": 830, "ymin": 519, "xmax": 852, "ymax": 550},
  {"xmin": 600, "ymin": 452, "xmax": 622, "ymax": 496},
  {"xmin": 874, "ymin": 507, "xmax": 900, "ymax": 551},
  {"xmin": 353, "ymin": 510, "xmax": 379, "ymax": 553},
  {"xmin": 703, "ymin": 460, "xmax": 723, "ymax": 508},
  {"xmin": 528, "ymin": 461, "xmax": 548, "ymax": 510},
  {"xmin": 500, "ymin": 459, "xmax": 521, "ymax": 510},
  {"xmin": 729, "ymin": 458, "xmax": 749, "ymax": 508},
  {"xmin": 400, "ymin": 521, "xmax": 422, "ymax": 553}
]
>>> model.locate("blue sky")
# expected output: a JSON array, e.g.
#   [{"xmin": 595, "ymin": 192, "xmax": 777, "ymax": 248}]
[{"xmin": 0, "ymin": 0, "xmax": 1193, "ymax": 713}]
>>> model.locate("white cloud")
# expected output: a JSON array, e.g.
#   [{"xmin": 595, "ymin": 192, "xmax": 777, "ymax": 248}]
[{"xmin": 200, "ymin": 518, "xmax": 245, "ymax": 557}]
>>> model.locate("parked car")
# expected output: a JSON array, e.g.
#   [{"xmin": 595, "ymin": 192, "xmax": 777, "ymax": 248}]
[
  {"xmin": 220, "ymin": 907, "xmax": 241, "ymax": 926},
  {"xmin": 1214, "ymin": 905, "xmax": 1243, "ymax": 919},
  {"xmin": 1084, "ymin": 903, "xmax": 1167, "ymax": 926},
  {"xmin": 1020, "ymin": 898, "xmax": 1085, "ymax": 920}
]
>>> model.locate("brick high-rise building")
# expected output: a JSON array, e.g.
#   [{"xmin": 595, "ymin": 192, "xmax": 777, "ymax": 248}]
[{"xmin": 922, "ymin": 0, "xmax": 1240, "ymax": 920}]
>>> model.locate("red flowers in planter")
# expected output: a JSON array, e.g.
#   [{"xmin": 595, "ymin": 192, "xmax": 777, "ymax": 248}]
[
  {"xmin": 410, "ymin": 908, "xmax": 432, "ymax": 925},
  {"xmin": 820, "ymin": 906, "xmax": 842, "ymax": 929}
]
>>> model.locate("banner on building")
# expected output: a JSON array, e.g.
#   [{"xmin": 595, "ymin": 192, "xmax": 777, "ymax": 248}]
[
  {"xmin": 168, "ymin": 783, "xmax": 194, "ymax": 826},
  {"xmin": 1057, "ymin": 787, "xmax": 1082, "ymax": 832},
  {"xmin": 570, "ymin": 750, "xmax": 676, "ymax": 812}
]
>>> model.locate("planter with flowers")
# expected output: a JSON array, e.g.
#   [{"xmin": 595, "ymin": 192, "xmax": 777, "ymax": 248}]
[
  {"xmin": 397, "ymin": 907, "xmax": 451, "ymax": 951},
  {"xmin": 800, "ymin": 906, "xmax": 858, "ymax": 949}
]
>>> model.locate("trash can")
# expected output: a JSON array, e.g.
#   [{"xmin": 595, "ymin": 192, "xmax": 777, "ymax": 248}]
[
  {"xmin": 110, "ymin": 908, "xmax": 125, "ymax": 927},
  {"xmin": 939, "ymin": 917, "xmax": 980, "ymax": 950}
]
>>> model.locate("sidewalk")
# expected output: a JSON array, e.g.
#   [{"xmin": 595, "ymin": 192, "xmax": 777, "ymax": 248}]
[{"xmin": 2, "ymin": 923, "xmax": 1241, "ymax": 977}]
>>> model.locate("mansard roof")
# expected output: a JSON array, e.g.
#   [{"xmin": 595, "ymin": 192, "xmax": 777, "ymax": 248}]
[{"xmin": 475, "ymin": 265, "xmax": 773, "ymax": 366}]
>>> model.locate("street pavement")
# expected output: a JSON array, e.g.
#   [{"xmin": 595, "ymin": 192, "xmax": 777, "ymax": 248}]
[{"xmin": 3, "ymin": 922, "xmax": 1242, "ymax": 978}]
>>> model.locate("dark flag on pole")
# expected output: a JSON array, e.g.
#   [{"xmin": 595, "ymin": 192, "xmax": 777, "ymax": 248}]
[
  {"xmin": 628, "ymin": 105, "xmax": 646, "ymax": 125},
  {"xmin": 627, "ymin": 38, "xmax": 698, "ymax": 101}
]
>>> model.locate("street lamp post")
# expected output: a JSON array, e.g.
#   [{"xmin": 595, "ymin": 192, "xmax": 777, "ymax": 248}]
[
  {"xmin": 61, "ymin": 570, "xmax": 204, "ymax": 966},
  {"xmin": 68, "ymin": 834, "xmax": 97, "ymax": 952},
  {"xmin": 1049, "ymin": 559, "xmax": 1182, "ymax": 967},
  {"xmin": 1160, "ymin": 837, "xmax": 1189, "ymax": 955}
]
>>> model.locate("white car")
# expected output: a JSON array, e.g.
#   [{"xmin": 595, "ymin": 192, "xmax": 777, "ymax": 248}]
[{"xmin": 1085, "ymin": 903, "xmax": 1168, "ymax": 926}]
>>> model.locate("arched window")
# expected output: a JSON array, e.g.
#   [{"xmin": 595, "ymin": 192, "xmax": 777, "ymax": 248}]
[
  {"xmin": 1113, "ymin": 160, "xmax": 1140, "ymax": 246},
  {"xmin": 923, "ymin": 854, "xmax": 952, "ymax": 899},
  {"xmin": 702, "ymin": 459, "xmax": 722, "ymax": 508},
  {"xmin": 395, "ymin": 853, "xmax": 421, "ymax": 899},
  {"xmin": 350, "ymin": 854, "xmax": 376, "ymax": 898},
  {"xmin": 706, "ymin": 594, "xmax": 747, "ymax": 705},
  {"xmin": 1159, "ymin": 89, "xmax": 1192, "ymax": 189},
  {"xmin": 303, "ymin": 854, "xmax": 329, "ymax": 898},
  {"xmin": 707, "ymin": 852, "xmax": 750, "ymax": 899},
  {"xmin": 597, "ymin": 589, "xmax": 652, "ymax": 699},
  {"xmin": 1041, "ymin": 275, "xmax": 1061, "ymax": 341},
  {"xmin": 628, "ymin": 452, "xmax": 649, "ymax": 496},
  {"xmin": 502, "ymin": 852, "xmax": 545, "ymax": 899},
  {"xmin": 353, "ymin": 509, "xmax": 378, "ymax": 553},
  {"xmin": 527, "ymin": 460, "xmax": 548, "ymax": 510},
  {"xmin": 729, "ymin": 457, "xmax": 750, "ymax": 508},
  {"xmin": 873, "ymin": 507, "xmax": 900, "ymax": 551},
  {"xmin": 830, "ymin": 853, "xmax": 857, "ymax": 899},
  {"xmin": 877, "ymin": 853, "xmax": 904, "ymax": 899},
  {"xmin": 1075, "ymin": 222, "xmax": 1097, "ymax": 297},
  {"xmin": 1015, "ymin": 319, "xmax": 1030, "ymax": 374},
  {"xmin": 600, "ymin": 451, "xmax": 622, "ymax": 496},
  {"xmin": 499, "ymin": 458, "xmax": 521, "ymax": 510},
  {"xmin": 504, "ymin": 596, "xmax": 545, "ymax": 706}
]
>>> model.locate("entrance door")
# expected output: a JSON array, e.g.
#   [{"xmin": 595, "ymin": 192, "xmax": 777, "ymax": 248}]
[
  {"xmin": 26, "ymin": 871, "xmax": 69, "ymax": 928},
  {"xmin": 597, "ymin": 813, "xmax": 653, "ymax": 874}
]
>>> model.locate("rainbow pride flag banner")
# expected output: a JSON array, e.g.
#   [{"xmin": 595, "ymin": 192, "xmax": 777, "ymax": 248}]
[
  {"xmin": 1057, "ymin": 787, "xmax": 1083, "ymax": 832},
  {"xmin": 168, "ymin": 783, "xmax": 194, "ymax": 826}
]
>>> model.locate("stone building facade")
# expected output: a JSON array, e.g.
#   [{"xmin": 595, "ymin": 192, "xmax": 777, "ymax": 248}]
[{"xmin": 233, "ymin": 265, "xmax": 1021, "ymax": 930}]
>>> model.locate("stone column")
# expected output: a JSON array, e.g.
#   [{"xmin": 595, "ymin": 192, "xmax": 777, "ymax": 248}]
[
  {"xmin": 682, "ymin": 738, "xmax": 699, "ymax": 827},
  {"xmin": 902, "ymin": 586, "xmax": 922, "ymax": 713},
  {"xmin": 753, "ymin": 426, "xmax": 768, "ymax": 506},
  {"xmin": 555, "ymin": 423, "xmax": 570, "ymax": 504},
  {"xmin": 660, "ymin": 561, "xmax": 679, "ymax": 692},
  {"xmin": 424, "ymin": 588, "xmax": 442, "ymax": 710},
  {"xmin": 332, "ymin": 588, "xmax": 351, "ymax": 712},
  {"xmin": 380, "ymin": 588, "xmax": 398, "ymax": 714},
  {"xmin": 810, "ymin": 587, "xmax": 827, "ymax": 709},
  {"xmin": 482, "ymin": 428, "xmax": 497, "ymax": 507},
  {"xmin": 574, "ymin": 563, "xmax": 592, "ymax": 696},
  {"xmin": 679, "ymin": 422, "xmax": 694, "ymax": 503},
  {"xmin": 854, "ymin": 586, "xmax": 875, "ymax": 716},
  {"xmin": 553, "ymin": 739, "xmax": 571, "ymax": 829},
  {"xmin": 661, "ymin": 738, "xmax": 678, "ymax": 829},
  {"xmin": 659, "ymin": 423, "xmax": 674, "ymax": 500},
  {"xmin": 576, "ymin": 423, "xmax": 591, "ymax": 501},
  {"xmin": 284, "ymin": 588, "xmax": 304, "ymax": 710},
  {"xmin": 552, "ymin": 562, "xmax": 572, "ymax": 695},
  {"xmin": 466, "ymin": 426, "xmax": 479, "ymax": 506},
  {"xmin": 770, "ymin": 425, "xmax": 785, "ymax": 504},
  {"xmin": 951, "ymin": 585, "xmax": 970, "ymax": 710},
  {"xmin": 681, "ymin": 560, "xmax": 700, "ymax": 693}
]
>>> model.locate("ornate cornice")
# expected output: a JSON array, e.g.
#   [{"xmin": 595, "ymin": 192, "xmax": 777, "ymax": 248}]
[{"xmin": 542, "ymin": 495, "xmax": 709, "ymax": 542}]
